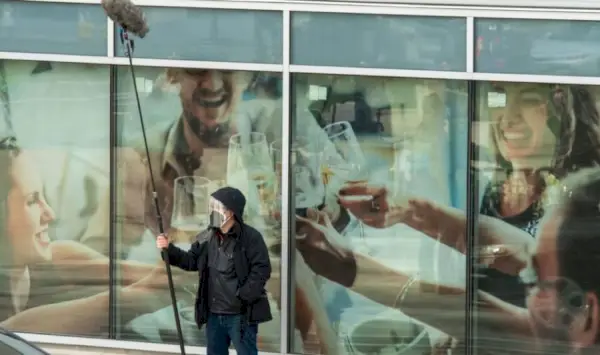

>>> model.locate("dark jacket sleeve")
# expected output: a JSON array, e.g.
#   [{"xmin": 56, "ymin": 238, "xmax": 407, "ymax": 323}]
[
  {"xmin": 237, "ymin": 230, "xmax": 271, "ymax": 304},
  {"xmin": 163, "ymin": 235, "xmax": 208, "ymax": 271}
]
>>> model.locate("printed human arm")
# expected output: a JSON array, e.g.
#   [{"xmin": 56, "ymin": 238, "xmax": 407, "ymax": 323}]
[
  {"xmin": 338, "ymin": 184, "xmax": 532, "ymax": 275},
  {"xmin": 0, "ymin": 291, "xmax": 112, "ymax": 335},
  {"xmin": 0, "ymin": 281, "xmax": 182, "ymax": 335},
  {"xmin": 48, "ymin": 239, "xmax": 185, "ymax": 288},
  {"xmin": 295, "ymin": 209, "xmax": 532, "ymax": 342},
  {"xmin": 348, "ymin": 252, "xmax": 532, "ymax": 342},
  {"xmin": 116, "ymin": 147, "xmax": 150, "ymax": 245},
  {"xmin": 399, "ymin": 199, "xmax": 532, "ymax": 275}
]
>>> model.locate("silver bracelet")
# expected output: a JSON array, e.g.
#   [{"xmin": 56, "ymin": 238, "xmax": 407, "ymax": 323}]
[{"xmin": 393, "ymin": 273, "xmax": 419, "ymax": 309}]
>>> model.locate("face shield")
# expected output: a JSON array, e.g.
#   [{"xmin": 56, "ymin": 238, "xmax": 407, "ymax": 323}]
[{"xmin": 208, "ymin": 196, "xmax": 232, "ymax": 230}]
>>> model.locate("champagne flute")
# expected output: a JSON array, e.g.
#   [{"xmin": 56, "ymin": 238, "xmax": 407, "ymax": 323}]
[
  {"xmin": 226, "ymin": 132, "xmax": 278, "ymax": 225},
  {"xmin": 322, "ymin": 121, "xmax": 371, "ymax": 253},
  {"xmin": 269, "ymin": 137, "xmax": 326, "ymax": 255},
  {"xmin": 270, "ymin": 137, "xmax": 324, "ymax": 194},
  {"xmin": 272, "ymin": 137, "xmax": 325, "ymax": 206},
  {"xmin": 322, "ymin": 121, "xmax": 370, "ymax": 186},
  {"xmin": 170, "ymin": 176, "xmax": 218, "ymax": 243}
]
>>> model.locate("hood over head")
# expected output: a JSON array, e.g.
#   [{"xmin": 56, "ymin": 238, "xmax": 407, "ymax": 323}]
[{"xmin": 210, "ymin": 186, "xmax": 246, "ymax": 224}]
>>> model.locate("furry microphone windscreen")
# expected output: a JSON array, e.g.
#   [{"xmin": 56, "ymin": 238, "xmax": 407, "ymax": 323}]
[{"xmin": 101, "ymin": 0, "xmax": 149, "ymax": 38}]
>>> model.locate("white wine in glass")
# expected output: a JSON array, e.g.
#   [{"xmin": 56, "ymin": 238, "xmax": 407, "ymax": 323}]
[
  {"xmin": 227, "ymin": 132, "xmax": 277, "ymax": 222},
  {"xmin": 249, "ymin": 167, "xmax": 278, "ymax": 216},
  {"xmin": 322, "ymin": 121, "xmax": 372, "ymax": 252},
  {"xmin": 322, "ymin": 121, "xmax": 370, "ymax": 191},
  {"xmin": 170, "ymin": 176, "xmax": 217, "ymax": 243}
]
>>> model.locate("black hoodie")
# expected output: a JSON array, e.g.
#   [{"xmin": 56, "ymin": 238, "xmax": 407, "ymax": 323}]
[
  {"xmin": 206, "ymin": 187, "xmax": 247, "ymax": 314},
  {"xmin": 210, "ymin": 186, "xmax": 246, "ymax": 225}
]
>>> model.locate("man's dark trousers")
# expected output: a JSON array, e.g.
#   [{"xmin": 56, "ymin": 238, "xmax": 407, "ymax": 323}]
[{"xmin": 206, "ymin": 313, "xmax": 258, "ymax": 355}]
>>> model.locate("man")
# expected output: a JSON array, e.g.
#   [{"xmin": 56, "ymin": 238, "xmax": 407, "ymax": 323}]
[
  {"xmin": 118, "ymin": 69, "xmax": 261, "ymax": 249},
  {"xmin": 118, "ymin": 67, "xmax": 350, "ymax": 351},
  {"xmin": 519, "ymin": 167, "xmax": 600, "ymax": 354},
  {"xmin": 156, "ymin": 186, "xmax": 272, "ymax": 355}
]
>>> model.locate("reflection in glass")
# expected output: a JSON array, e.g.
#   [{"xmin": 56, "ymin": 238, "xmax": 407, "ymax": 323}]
[
  {"xmin": 476, "ymin": 18, "xmax": 600, "ymax": 76},
  {"xmin": 116, "ymin": 67, "xmax": 282, "ymax": 351},
  {"xmin": 0, "ymin": 2, "xmax": 107, "ymax": 55},
  {"xmin": 322, "ymin": 121, "xmax": 371, "ymax": 251},
  {"xmin": 474, "ymin": 82, "xmax": 600, "ymax": 353},
  {"xmin": 114, "ymin": 7, "xmax": 283, "ymax": 63},
  {"xmin": 291, "ymin": 12, "xmax": 466, "ymax": 71},
  {"xmin": 227, "ymin": 132, "xmax": 278, "ymax": 223},
  {"xmin": 271, "ymin": 137, "xmax": 325, "ymax": 209},
  {"xmin": 291, "ymin": 74, "xmax": 468, "ymax": 354},
  {"xmin": 170, "ymin": 176, "xmax": 217, "ymax": 243},
  {"xmin": 322, "ymin": 121, "xmax": 370, "ymax": 187},
  {"xmin": 0, "ymin": 61, "xmax": 111, "ymax": 337}
]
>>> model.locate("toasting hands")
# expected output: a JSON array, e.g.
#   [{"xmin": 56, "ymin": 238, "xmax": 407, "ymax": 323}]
[
  {"xmin": 337, "ymin": 183, "xmax": 410, "ymax": 229},
  {"xmin": 337, "ymin": 182, "xmax": 440, "ymax": 234}
]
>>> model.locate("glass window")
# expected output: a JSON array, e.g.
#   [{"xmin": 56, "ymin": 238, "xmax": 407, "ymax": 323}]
[
  {"xmin": 114, "ymin": 66, "xmax": 282, "ymax": 351},
  {"xmin": 473, "ymin": 82, "xmax": 600, "ymax": 354},
  {"xmin": 114, "ymin": 8, "xmax": 283, "ymax": 64},
  {"xmin": 0, "ymin": 2, "xmax": 107, "ymax": 56},
  {"xmin": 290, "ymin": 74, "xmax": 468, "ymax": 354},
  {"xmin": 0, "ymin": 331, "xmax": 47, "ymax": 355},
  {"xmin": 291, "ymin": 13, "xmax": 466, "ymax": 71},
  {"xmin": 476, "ymin": 19, "xmax": 600, "ymax": 76},
  {"xmin": 0, "ymin": 60, "xmax": 110, "ymax": 336}
]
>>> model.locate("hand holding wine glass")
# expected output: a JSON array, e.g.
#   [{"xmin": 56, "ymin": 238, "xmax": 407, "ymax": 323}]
[
  {"xmin": 321, "ymin": 121, "xmax": 370, "ymax": 188},
  {"xmin": 338, "ymin": 182, "xmax": 442, "ymax": 229},
  {"xmin": 321, "ymin": 121, "xmax": 371, "ymax": 251},
  {"xmin": 267, "ymin": 137, "xmax": 327, "ymax": 254},
  {"xmin": 295, "ymin": 209, "xmax": 356, "ymax": 288},
  {"xmin": 337, "ymin": 183, "xmax": 408, "ymax": 229}
]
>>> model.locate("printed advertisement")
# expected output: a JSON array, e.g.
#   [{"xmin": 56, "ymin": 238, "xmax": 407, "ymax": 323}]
[
  {"xmin": 115, "ymin": 67, "xmax": 284, "ymax": 351},
  {"xmin": 0, "ymin": 60, "xmax": 111, "ymax": 336},
  {"xmin": 2, "ymin": 59, "xmax": 598, "ymax": 355}
]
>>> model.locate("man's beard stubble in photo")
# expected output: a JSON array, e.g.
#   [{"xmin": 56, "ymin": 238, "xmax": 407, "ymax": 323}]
[{"xmin": 183, "ymin": 86, "xmax": 233, "ymax": 147}]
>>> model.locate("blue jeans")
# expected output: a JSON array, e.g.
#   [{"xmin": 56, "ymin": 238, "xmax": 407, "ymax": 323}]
[{"xmin": 206, "ymin": 313, "xmax": 258, "ymax": 355}]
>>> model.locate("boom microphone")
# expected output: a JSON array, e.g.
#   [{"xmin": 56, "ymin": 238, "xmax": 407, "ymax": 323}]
[
  {"xmin": 101, "ymin": 0, "xmax": 149, "ymax": 38},
  {"xmin": 101, "ymin": 2, "xmax": 186, "ymax": 355}
]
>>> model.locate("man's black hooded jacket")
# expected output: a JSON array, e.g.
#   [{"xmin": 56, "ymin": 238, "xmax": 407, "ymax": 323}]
[{"xmin": 163, "ymin": 186, "xmax": 272, "ymax": 327}]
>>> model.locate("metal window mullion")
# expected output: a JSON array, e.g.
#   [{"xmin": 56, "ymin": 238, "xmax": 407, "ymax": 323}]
[
  {"xmin": 465, "ymin": 79, "xmax": 479, "ymax": 355},
  {"xmin": 466, "ymin": 17, "xmax": 474, "ymax": 73},
  {"xmin": 107, "ymin": 61, "xmax": 117, "ymax": 341},
  {"xmin": 280, "ymin": 8, "xmax": 293, "ymax": 355}
]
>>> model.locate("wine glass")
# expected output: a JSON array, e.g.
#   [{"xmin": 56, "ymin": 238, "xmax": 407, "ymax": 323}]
[
  {"xmin": 170, "ymin": 176, "xmax": 218, "ymax": 243},
  {"xmin": 322, "ymin": 121, "xmax": 370, "ymax": 186},
  {"xmin": 322, "ymin": 121, "xmax": 371, "ymax": 253},
  {"xmin": 226, "ymin": 132, "xmax": 278, "ymax": 225},
  {"xmin": 272, "ymin": 137, "xmax": 325, "ymax": 207}
]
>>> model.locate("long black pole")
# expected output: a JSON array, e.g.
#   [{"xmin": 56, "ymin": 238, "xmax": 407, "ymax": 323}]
[{"xmin": 120, "ymin": 28, "xmax": 187, "ymax": 355}]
